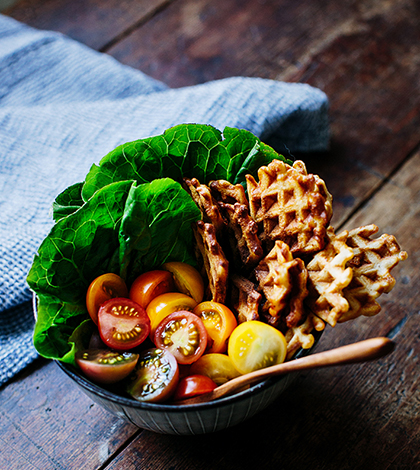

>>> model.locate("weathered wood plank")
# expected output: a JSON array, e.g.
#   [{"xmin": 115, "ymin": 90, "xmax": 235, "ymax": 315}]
[
  {"xmin": 0, "ymin": 359, "xmax": 139, "ymax": 470},
  {"xmin": 4, "ymin": 0, "xmax": 174, "ymax": 51},
  {"xmin": 103, "ymin": 151, "xmax": 420, "ymax": 470}
]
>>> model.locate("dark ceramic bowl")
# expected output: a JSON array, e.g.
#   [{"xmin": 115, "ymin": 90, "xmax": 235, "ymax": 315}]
[{"xmin": 54, "ymin": 332, "xmax": 322, "ymax": 435}]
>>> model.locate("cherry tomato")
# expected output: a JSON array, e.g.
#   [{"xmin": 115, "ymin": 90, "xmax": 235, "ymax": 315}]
[
  {"xmin": 98, "ymin": 297, "xmax": 150, "ymax": 351},
  {"xmin": 193, "ymin": 301, "xmax": 237, "ymax": 353},
  {"xmin": 146, "ymin": 292, "xmax": 198, "ymax": 338},
  {"xmin": 153, "ymin": 311, "xmax": 208, "ymax": 365},
  {"xmin": 86, "ymin": 273, "xmax": 128, "ymax": 325},
  {"xmin": 75, "ymin": 349, "xmax": 139, "ymax": 385},
  {"xmin": 173, "ymin": 374, "xmax": 217, "ymax": 401},
  {"xmin": 162, "ymin": 262, "xmax": 204, "ymax": 303},
  {"xmin": 126, "ymin": 348, "xmax": 179, "ymax": 403},
  {"xmin": 190, "ymin": 353, "xmax": 241, "ymax": 385},
  {"xmin": 228, "ymin": 321, "xmax": 287, "ymax": 374},
  {"xmin": 129, "ymin": 270, "xmax": 175, "ymax": 309}
]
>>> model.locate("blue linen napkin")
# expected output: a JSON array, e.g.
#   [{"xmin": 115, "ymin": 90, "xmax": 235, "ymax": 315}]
[{"xmin": 0, "ymin": 13, "xmax": 329, "ymax": 386}]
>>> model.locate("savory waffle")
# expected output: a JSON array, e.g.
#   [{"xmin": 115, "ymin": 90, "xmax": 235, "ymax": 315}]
[
  {"xmin": 305, "ymin": 227, "xmax": 354, "ymax": 327},
  {"xmin": 339, "ymin": 224, "xmax": 408, "ymax": 322},
  {"xmin": 254, "ymin": 240, "xmax": 308, "ymax": 329},
  {"xmin": 246, "ymin": 159, "xmax": 333, "ymax": 256},
  {"xmin": 230, "ymin": 274, "xmax": 261, "ymax": 323}
]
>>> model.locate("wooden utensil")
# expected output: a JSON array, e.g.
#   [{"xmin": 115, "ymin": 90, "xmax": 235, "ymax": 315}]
[{"xmin": 177, "ymin": 337, "xmax": 395, "ymax": 405}]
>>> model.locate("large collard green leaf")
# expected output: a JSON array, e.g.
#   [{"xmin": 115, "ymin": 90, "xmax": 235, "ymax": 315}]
[
  {"xmin": 119, "ymin": 178, "xmax": 201, "ymax": 283},
  {"xmin": 81, "ymin": 124, "xmax": 288, "ymax": 201},
  {"xmin": 52, "ymin": 182, "xmax": 84, "ymax": 222},
  {"xmin": 27, "ymin": 179, "xmax": 134, "ymax": 305}
]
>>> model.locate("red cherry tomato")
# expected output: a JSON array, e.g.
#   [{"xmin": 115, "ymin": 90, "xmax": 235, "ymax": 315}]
[
  {"xmin": 129, "ymin": 270, "xmax": 175, "ymax": 309},
  {"xmin": 153, "ymin": 311, "xmax": 208, "ymax": 365},
  {"xmin": 126, "ymin": 348, "xmax": 179, "ymax": 403},
  {"xmin": 75, "ymin": 349, "xmax": 139, "ymax": 385},
  {"xmin": 193, "ymin": 301, "xmax": 237, "ymax": 353},
  {"xmin": 98, "ymin": 298, "xmax": 150, "ymax": 351},
  {"xmin": 173, "ymin": 374, "xmax": 217, "ymax": 401},
  {"xmin": 86, "ymin": 273, "xmax": 128, "ymax": 325}
]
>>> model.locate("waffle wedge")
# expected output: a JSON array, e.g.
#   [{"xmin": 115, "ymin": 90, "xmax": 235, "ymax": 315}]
[
  {"xmin": 339, "ymin": 224, "xmax": 408, "ymax": 322},
  {"xmin": 305, "ymin": 227, "xmax": 354, "ymax": 327},
  {"xmin": 230, "ymin": 274, "xmax": 261, "ymax": 323},
  {"xmin": 246, "ymin": 159, "xmax": 333, "ymax": 256}
]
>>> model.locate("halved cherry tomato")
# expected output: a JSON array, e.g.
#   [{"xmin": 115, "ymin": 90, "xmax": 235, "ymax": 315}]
[
  {"xmin": 129, "ymin": 270, "xmax": 175, "ymax": 309},
  {"xmin": 162, "ymin": 262, "xmax": 204, "ymax": 303},
  {"xmin": 146, "ymin": 292, "xmax": 198, "ymax": 338},
  {"xmin": 153, "ymin": 311, "xmax": 208, "ymax": 365},
  {"xmin": 193, "ymin": 301, "xmax": 237, "ymax": 353},
  {"xmin": 126, "ymin": 348, "xmax": 179, "ymax": 403},
  {"xmin": 98, "ymin": 298, "xmax": 150, "ymax": 351},
  {"xmin": 173, "ymin": 374, "xmax": 217, "ymax": 401},
  {"xmin": 190, "ymin": 353, "xmax": 241, "ymax": 385},
  {"xmin": 228, "ymin": 321, "xmax": 287, "ymax": 374},
  {"xmin": 76, "ymin": 349, "xmax": 139, "ymax": 384},
  {"xmin": 86, "ymin": 273, "xmax": 128, "ymax": 325}
]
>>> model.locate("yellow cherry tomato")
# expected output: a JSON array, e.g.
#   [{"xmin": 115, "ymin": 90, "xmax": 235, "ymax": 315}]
[
  {"xmin": 193, "ymin": 301, "xmax": 237, "ymax": 353},
  {"xmin": 146, "ymin": 292, "xmax": 198, "ymax": 338},
  {"xmin": 162, "ymin": 261, "xmax": 204, "ymax": 303},
  {"xmin": 228, "ymin": 321, "xmax": 287, "ymax": 375},
  {"xmin": 190, "ymin": 353, "xmax": 241, "ymax": 385}
]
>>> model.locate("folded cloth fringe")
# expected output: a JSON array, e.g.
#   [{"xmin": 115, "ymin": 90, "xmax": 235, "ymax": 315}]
[{"xmin": 0, "ymin": 13, "xmax": 329, "ymax": 386}]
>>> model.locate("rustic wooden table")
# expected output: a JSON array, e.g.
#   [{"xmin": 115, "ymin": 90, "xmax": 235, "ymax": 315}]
[{"xmin": 2, "ymin": 1, "xmax": 419, "ymax": 469}]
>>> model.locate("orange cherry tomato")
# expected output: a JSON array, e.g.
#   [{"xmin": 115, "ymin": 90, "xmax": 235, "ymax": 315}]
[
  {"xmin": 173, "ymin": 374, "xmax": 217, "ymax": 401},
  {"xmin": 146, "ymin": 292, "xmax": 198, "ymax": 338},
  {"xmin": 129, "ymin": 270, "xmax": 175, "ymax": 309},
  {"xmin": 193, "ymin": 301, "xmax": 237, "ymax": 353},
  {"xmin": 86, "ymin": 273, "xmax": 128, "ymax": 325},
  {"xmin": 153, "ymin": 311, "xmax": 208, "ymax": 365},
  {"xmin": 162, "ymin": 261, "xmax": 204, "ymax": 303}
]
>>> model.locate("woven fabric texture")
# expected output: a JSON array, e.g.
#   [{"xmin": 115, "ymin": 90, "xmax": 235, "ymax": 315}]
[{"xmin": 0, "ymin": 14, "xmax": 329, "ymax": 386}]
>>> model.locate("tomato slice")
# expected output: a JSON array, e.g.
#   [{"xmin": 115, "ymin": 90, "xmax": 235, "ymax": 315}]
[
  {"xmin": 86, "ymin": 273, "xmax": 128, "ymax": 325},
  {"xmin": 228, "ymin": 321, "xmax": 287, "ymax": 374},
  {"xmin": 76, "ymin": 349, "xmax": 139, "ymax": 385},
  {"xmin": 98, "ymin": 298, "xmax": 150, "ymax": 351},
  {"xmin": 161, "ymin": 262, "xmax": 204, "ymax": 303},
  {"xmin": 153, "ymin": 311, "xmax": 208, "ymax": 365},
  {"xmin": 193, "ymin": 301, "xmax": 237, "ymax": 353},
  {"xmin": 172, "ymin": 374, "xmax": 217, "ymax": 401},
  {"xmin": 190, "ymin": 353, "xmax": 241, "ymax": 385},
  {"xmin": 146, "ymin": 292, "xmax": 198, "ymax": 338},
  {"xmin": 129, "ymin": 270, "xmax": 175, "ymax": 309},
  {"xmin": 126, "ymin": 348, "xmax": 179, "ymax": 403}
]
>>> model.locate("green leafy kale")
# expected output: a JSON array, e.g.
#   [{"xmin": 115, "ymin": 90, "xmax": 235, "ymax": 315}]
[{"xmin": 29, "ymin": 124, "xmax": 289, "ymax": 364}]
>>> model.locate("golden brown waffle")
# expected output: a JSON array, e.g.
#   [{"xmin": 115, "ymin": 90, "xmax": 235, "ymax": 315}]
[
  {"xmin": 254, "ymin": 240, "xmax": 308, "ymax": 329},
  {"xmin": 210, "ymin": 180, "xmax": 264, "ymax": 270},
  {"xmin": 305, "ymin": 227, "xmax": 354, "ymax": 327},
  {"xmin": 285, "ymin": 312, "xmax": 325, "ymax": 360},
  {"xmin": 230, "ymin": 274, "xmax": 261, "ymax": 323},
  {"xmin": 246, "ymin": 159, "xmax": 333, "ymax": 256},
  {"xmin": 209, "ymin": 179, "xmax": 248, "ymax": 206},
  {"xmin": 193, "ymin": 221, "xmax": 229, "ymax": 304},
  {"xmin": 339, "ymin": 224, "xmax": 408, "ymax": 322},
  {"xmin": 183, "ymin": 178, "xmax": 226, "ymax": 233}
]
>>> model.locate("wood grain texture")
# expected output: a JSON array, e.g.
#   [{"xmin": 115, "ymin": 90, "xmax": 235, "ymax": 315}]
[
  {"xmin": 0, "ymin": 359, "xmax": 139, "ymax": 470},
  {"xmin": 5, "ymin": 0, "xmax": 174, "ymax": 50}
]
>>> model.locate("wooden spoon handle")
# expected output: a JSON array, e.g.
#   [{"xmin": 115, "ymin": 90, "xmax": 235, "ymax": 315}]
[{"xmin": 178, "ymin": 337, "xmax": 394, "ymax": 405}]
